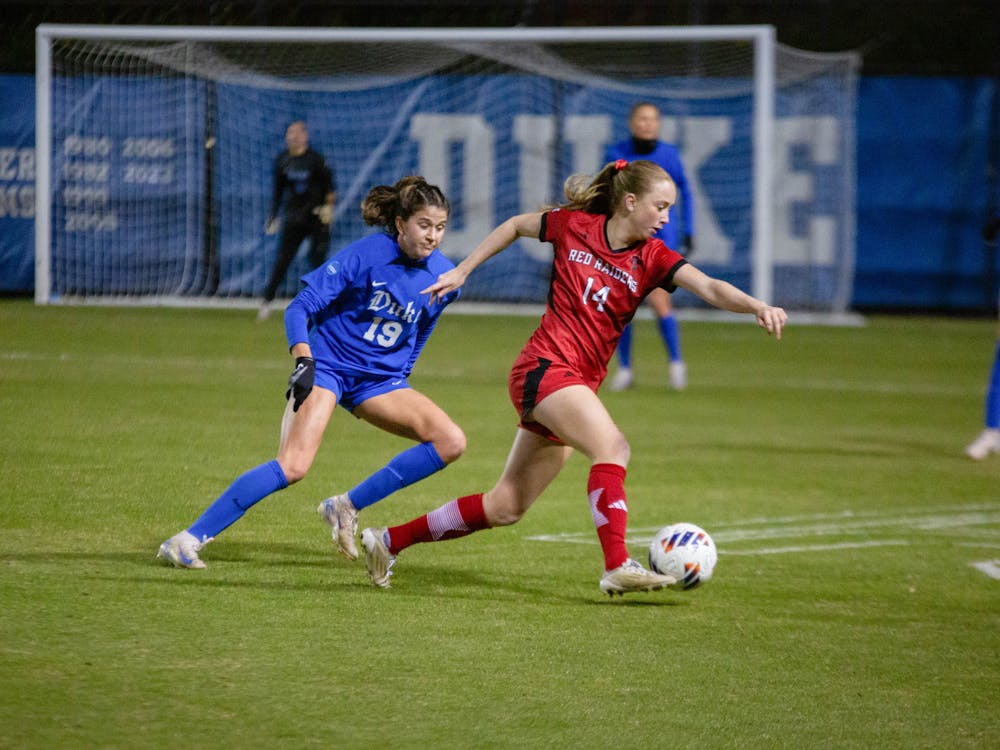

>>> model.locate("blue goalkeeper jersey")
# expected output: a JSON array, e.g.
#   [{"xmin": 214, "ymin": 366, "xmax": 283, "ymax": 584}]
[
  {"xmin": 285, "ymin": 232, "xmax": 459, "ymax": 378},
  {"xmin": 604, "ymin": 139, "xmax": 694, "ymax": 251}
]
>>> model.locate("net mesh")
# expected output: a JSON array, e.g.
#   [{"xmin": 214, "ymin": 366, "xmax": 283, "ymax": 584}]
[{"xmin": 42, "ymin": 30, "xmax": 858, "ymax": 310}]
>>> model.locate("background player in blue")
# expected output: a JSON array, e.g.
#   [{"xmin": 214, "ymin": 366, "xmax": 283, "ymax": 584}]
[
  {"xmin": 258, "ymin": 120, "xmax": 336, "ymax": 321},
  {"xmin": 158, "ymin": 176, "xmax": 465, "ymax": 568},
  {"xmin": 604, "ymin": 102, "xmax": 695, "ymax": 391},
  {"xmin": 965, "ymin": 211, "xmax": 1000, "ymax": 459}
]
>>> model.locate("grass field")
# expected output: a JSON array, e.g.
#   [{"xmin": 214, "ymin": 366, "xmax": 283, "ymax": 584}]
[{"xmin": 1, "ymin": 299, "xmax": 998, "ymax": 749}]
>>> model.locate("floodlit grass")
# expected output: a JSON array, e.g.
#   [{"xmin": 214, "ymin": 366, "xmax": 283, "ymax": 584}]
[{"xmin": 1, "ymin": 300, "xmax": 998, "ymax": 749}]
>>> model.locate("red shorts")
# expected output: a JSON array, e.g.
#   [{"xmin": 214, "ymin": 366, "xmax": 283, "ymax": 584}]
[{"xmin": 507, "ymin": 348, "xmax": 600, "ymax": 443}]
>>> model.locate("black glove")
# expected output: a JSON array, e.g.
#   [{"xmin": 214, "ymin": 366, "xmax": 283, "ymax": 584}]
[
  {"xmin": 286, "ymin": 356, "xmax": 315, "ymax": 412},
  {"xmin": 681, "ymin": 234, "xmax": 694, "ymax": 258},
  {"xmin": 983, "ymin": 216, "xmax": 1000, "ymax": 244}
]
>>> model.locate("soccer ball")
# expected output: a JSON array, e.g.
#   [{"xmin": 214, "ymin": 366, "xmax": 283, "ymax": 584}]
[{"xmin": 648, "ymin": 522, "xmax": 717, "ymax": 590}]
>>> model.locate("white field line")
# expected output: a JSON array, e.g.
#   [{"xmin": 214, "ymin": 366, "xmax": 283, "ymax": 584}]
[
  {"xmin": 526, "ymin": 503, "xmax": 1000, "ymax": 560},
  {"xmin": 710, "ymin": 511, "xmax": 1000, "ymax": 543},
  {"xmin": 698, "ymin": 502, "xmax": 1000, "ymax": 529},
  {"xmin": 928, "ymin": 526, "xmax": 1000, "ymax": 539},
  {"xmin": 969, "ymin": 560, "xmax": 1000, "ymax": 580},
  {"xmin": 722, "ymin": 540, "xmax": 911, "ymax": 556}
]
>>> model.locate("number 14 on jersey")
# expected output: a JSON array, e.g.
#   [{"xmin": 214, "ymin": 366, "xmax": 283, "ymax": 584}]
[{"xmin": 582, "ymin": 277, "xmax": 611, "ymax": 312}]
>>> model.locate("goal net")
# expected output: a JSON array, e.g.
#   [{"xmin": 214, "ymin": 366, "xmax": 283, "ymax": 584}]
[{"xmin": 35, "ymin": 25, "xmax": 859, "ymax": 312}]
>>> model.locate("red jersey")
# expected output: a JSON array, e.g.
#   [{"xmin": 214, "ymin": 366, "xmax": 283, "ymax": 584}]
[{"xmin": 527, "ymin": 208, "xmax": 687, "ymax": 384}]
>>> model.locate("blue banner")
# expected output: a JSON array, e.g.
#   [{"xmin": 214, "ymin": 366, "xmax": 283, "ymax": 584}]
[
  {"xmin": 6, "ymin": 72, "xmax": 997, "ymax": 310},
  {"xmin": 854, "ymin": 77, "xmax": 998, "ymax": 309},
  {"xmin": 41, "ymin": 70, "xmax": 851, "ymax": 308},
  {"xmin": 0, "ymin": 75, "xmax": 35, "ymax": 293},
  {"xmin": 50, "ymin": 76, "xmax": 206, "ymax": 295}
]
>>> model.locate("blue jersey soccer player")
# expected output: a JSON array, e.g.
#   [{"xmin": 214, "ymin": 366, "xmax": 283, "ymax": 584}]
[
  {"xmin": 605, "ymin": 102, "xmax": 696, "ymax": 391},
  {"xmin": 965, "ymin": 212, "xmax": 1000, "ymax": 459},
  {"xmin": 158, "ymin": 176, "xmax": 466, "ymax": 568}
]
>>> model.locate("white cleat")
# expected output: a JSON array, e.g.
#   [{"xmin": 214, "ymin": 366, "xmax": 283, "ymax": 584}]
[
  {"xmin": 964, "ymin": 428, "xmax": 1000, "ymax": 460},
  {"xmin": 599, "ymin": 558, "xmax": 676, "ymax": 597},
  {"xmin": 157, "ymin": 530, "xmax": 212, "ymax": 569},
  {"xmin": 669, "ymin": 360, "xmax": 687, "ymax": 390},
  {"xmin": 361, "ymin": 527, "xmax": 395, "ymax": 588},
  {"xmin": 256, "ymin": 303, "xmax": 271, "ymax": 322},
  {"xmin": 608, "ymin": 367, "xmax": 634, "ymax": 392},
  {"xmin": 317, "ymin": 494, "xmax": 359, "ymax": 560}
]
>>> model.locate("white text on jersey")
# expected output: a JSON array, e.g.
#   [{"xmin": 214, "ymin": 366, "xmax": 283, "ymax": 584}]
[
  {"xmin": 367, "ymin": 290, "xmax": 422, "ymax": 324},
  {"xmin": 568, "ymin": 248, "xmax": 638, "ymax": 293}
]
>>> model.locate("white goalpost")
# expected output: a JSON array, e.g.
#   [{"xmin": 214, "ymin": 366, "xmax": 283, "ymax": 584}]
[{"xmin": 35, "ymin": 24, "xmax": 859, "ymax": 315}]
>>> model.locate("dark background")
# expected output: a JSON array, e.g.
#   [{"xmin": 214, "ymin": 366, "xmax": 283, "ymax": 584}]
[{"xmin": 1, "ymin": 0, "xmax": 998, "ymax": 76}]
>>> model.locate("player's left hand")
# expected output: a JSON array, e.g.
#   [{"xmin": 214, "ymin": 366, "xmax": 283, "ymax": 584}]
[
  {"xmin": 756, "ymin": 305, "xmax": 787, "ymax": 340},
  {"xmin": 313, "ymin": 204, "xmax": 334, "ymax": 225},
  {"xmin": 286, "ymin": 356, "xmax": 315, "ymax": 412}
]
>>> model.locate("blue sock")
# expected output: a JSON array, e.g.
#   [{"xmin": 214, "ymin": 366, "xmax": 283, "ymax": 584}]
[
  {"xmin": 985, "ymin": 341, "xmax": 1000, "ymax": 429},
  {"xmin": 617, "ymin": 324, "xmax": 634, "ymax": 369},
  {"xmin": 658, "ymin": 314, "xmax": 682, "ymax": 362},
  {"xmin": 348, "ymin": 442, "xmax": 446, "ymax": 510},
  {"xmin": 188, "ymin": 460, "xmax": 288, "ymax": 540}
]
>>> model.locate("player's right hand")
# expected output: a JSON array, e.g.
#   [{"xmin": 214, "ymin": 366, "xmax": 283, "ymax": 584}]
[
  {"xmin": 265, "ymin": 218, "xmax": 280, "ymax": 235},
  {"xmin": 421, "ymin": 268, "xmax": 468, "ymax": 304},
  {"xmin": 286, "ymin": 356, "xmax": 315, "ymax": 412}
]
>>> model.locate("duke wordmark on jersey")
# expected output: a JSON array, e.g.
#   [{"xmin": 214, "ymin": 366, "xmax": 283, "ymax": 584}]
[{"xmin": 367, "ymin": 289, "xmax": 422, "ymax": 325}]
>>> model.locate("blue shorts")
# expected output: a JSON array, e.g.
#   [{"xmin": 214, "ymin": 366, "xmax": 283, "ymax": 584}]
[{"xmin": 314, "ymin": 364, "xmax": 410, "ymax": 413}]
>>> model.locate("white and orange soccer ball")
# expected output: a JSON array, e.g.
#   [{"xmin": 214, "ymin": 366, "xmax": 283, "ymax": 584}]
[{"xmin": 648, "ymin": 522, "xmax": 717, "ymax": 590}]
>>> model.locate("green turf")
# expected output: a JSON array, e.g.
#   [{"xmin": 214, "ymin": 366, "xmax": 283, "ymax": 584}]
[{"xmin": 1, "ymin": 300, "xmax": 998, "ymax": 749}]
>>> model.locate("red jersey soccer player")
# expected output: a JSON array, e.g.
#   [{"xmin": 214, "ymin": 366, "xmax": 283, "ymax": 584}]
[{"xmin": 360, "ymin": 158, "xmax": 787, "ymax": 596}]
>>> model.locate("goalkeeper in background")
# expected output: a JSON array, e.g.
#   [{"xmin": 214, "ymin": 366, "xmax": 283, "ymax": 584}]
[
  {"xmin": 965, "ymin": 211, "xmax": 1000, "ymax": 459},
  {"xmin": 605, "ymin": 102, "xmax": 695, "ymax": 391},
  {"xmin": 259, "ymin": 120, "xmax": 336, "ymax": 321}
]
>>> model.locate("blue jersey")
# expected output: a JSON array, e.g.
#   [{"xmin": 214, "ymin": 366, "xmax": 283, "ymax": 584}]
[
  {"xmin": 285, "ymin": 232, "xmax": 459, "ymax": 378},
  {"xmin": 604, "ymin": 139, "xmax": 694, "ymax": 250}
]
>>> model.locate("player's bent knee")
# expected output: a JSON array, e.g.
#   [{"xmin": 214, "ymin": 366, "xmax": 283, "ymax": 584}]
[
  {"xmin": 618, "ymin": 437, "xmax": 631, "ymax": 466},
  {"xmin": 482, "ymin": 489, "xmax": 531, "ymax": 527},
  {"xmin": 487, "ymin": 505, "xmax": 525, "ymax": 527},
  {"xmin": 424, "ymin": 419, "xmax": 465, "ymax": 464},
  {"xmin": 276, "ymin": 457, "xmax": 310, "ymax": 485},
  {"xmin": 434, "ymin": 425, "xmax": 467, "ymax": 464},
  {"xmin": 596, "ymin": 430, "xmax": 630, "ymax": 466}
]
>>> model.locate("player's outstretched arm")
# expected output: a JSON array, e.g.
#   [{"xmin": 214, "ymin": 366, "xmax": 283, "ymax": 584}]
[
  {"xmin": 423, "ymin": 212, "xmax": 543, "ymax": 303},
  {"xmin": 673, "ymin": 263, "xmax": 787, "ymax": 340}
]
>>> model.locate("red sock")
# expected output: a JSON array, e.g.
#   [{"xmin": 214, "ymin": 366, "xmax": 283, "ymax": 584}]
[
  {"xmin": 588, "ymin": 463, "xmax": 629, "ymax": 571},
  {"xmin": 387, "ymin": 493, "xmax": 489, "ymax": 554}
]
